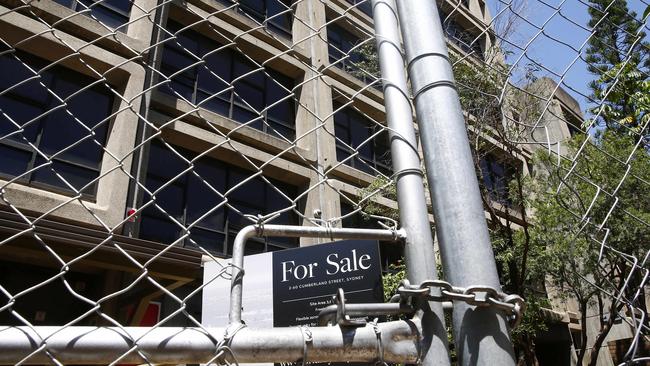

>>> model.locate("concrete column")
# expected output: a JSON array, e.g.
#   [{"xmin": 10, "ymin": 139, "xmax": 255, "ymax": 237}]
[{"xmin": 294, "ymin": 0, "xmax": 341, "ymax": 242}]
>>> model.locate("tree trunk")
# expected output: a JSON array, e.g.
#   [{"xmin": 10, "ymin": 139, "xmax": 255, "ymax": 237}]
[
  {"xmin": 516, "ymin": 335, "xmax": 540, "ymax": 366},
  {"xmin": 576, "ymin": 301, "xmax": 588, "ymax": 366},
  {"xmin": 587, "ymin": 301, "xmax": 623, "ymax": 366}
]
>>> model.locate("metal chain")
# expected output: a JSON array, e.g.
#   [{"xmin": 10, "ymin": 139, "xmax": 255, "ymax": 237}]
[{"xmin": 397, "ymin": 279, "xmax": 526, "ymax": 328}]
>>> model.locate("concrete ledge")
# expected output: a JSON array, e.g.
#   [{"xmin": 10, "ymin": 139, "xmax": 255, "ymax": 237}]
[
  {"xmin": 150, "ymin": 92, "xmax": 316, "ymax": 163},
  {"xmin": 0, "ymin": 0, "xmax": 148, "ymax": 57}
]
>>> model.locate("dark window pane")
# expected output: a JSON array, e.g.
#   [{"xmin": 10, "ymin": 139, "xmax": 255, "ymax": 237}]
[
  {"xmin": 31, "ymin": 159, "xmax": 99, "ymax": 194},
  {"xmin": 232, "ymin": 104, "xmax": 261, "ymax": 126},
  {"xmin": 152, "ymin": 183, "xmax": 185, "ymax": 219},
  {"xmin": 186, "ymin": 174, "xmax": 226, "ymax": 228},
  {"xmin": 139, "ymin": 140, "xmax": 299, "ymax": 255},
  {"xmin": 53, "ymin": 0, "xmax": 75, "ymax": 8},
  {"xmin": 0, "ymin": 51, "xmax": 112, "ymax": 197},
  {"xmin": 159, "ymin": 24, "xmax": 295, "ymax": 136},
  {"xmin": 104, "ymin": 0, "xmax": 133, "ymax": 14},
  {"xmin": 228, "ymin": 172, "xmax": 265, "ymax": 206},
  {"xmin": 9, "ymin": 80, "xmax": 51, "ymax": 109},
  {"xmin": 38, "ymin": 85, "xmax": 111, "ymax": 168},
  {"xmin": 350, "ymin": 115, "xmax": 372, "ymax": 158},
  {"xmin": 334, "ymin": 103, "xmax": 391, "ymax": 174},
  {"xmin": 197, "ymin": 91, "xmax": 231, "ymax": 115},
  {"xmin": 234, "ymin": 81, "xmax": 264, "ymax": 111},
  {"xmin": 266, "ymin": 120, "xmax": 294, "ymax": 140},
  {"xmin": 38, "ymin": 111, "xmax": 105, "ymax": 168},
  {"xmin": 0, "ymin": 145, "xmax": 32, "ymax": 177},
  {"xmin": 245, "ymin": 239, "xmax": 265, "ymax": 255},
  {"xmin": 146, "ymin": 143, "xmax": 190, "ymax": 180},
  {"xmin": 267, "ymin": 0, "xmax": 292, "ymax": 35},
  {"xmin": 266, "ymin": 74, "xmax": 293, "ymax": 123},
  {"xmin": 166, "ymin": 77, "xmax": 195, "ymax": 101},
  {"xmin": 187, "ymin": 228, "xmax": 225, "ymax": 254},
  {"xmin": 479, "ymin": 156, "xmax": 513, "ymax": 205},
  {"xmin": 0, "ymin": 96, "xmax": 43, "ymax": 143},
  {"xmin": 139, "ymin": 214, "xmax": 180, "ymax": 244},
  {"xmin": 0, "ymin": 54, "xmax": 42, "ymax": 92},
  {"xmin": 68, "ymin": 85, "xmax": 113, "ymax": 128},
  {"xmin": 227, "ymin": 202, "xmax": 260, "ymax": 229},
  {"xmin": 198, "ymin": 54, "xmax": 232, "ymax": 95},
  {"xmin": 161, "ymin": 47, "xmax": 198, "ymax": 75},
  {"xmin": 336, "ymin": 146, "xmax": 351, "ymax": 163},
  {"xmin": 77, "ymin": 0, "xmax": 131, "ymax": 28}
]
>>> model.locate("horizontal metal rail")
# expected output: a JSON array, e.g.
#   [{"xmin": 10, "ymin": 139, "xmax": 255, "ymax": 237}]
[
  {"xmin": 229, "ymin": 225, "xmax": 405, "ymax": 324},
  {"xmin": 0, "ymin": 322, "xmax": 420, "ymax": 365},
  {"xmin": 317, "ymin": 302, "xmax": 415, "ymax": 326}
]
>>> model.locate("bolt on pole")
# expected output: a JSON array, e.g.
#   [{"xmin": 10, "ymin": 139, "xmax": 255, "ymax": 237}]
[
  {"xmin": 394, "ymin": 1, "xmax": 517, "ymax": 365},
  {"xmin": 371, "ymin": 0, "xmax": 451, "ymax": 365}
]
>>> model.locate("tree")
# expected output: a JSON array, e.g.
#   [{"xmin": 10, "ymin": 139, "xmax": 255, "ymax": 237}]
[
  {"xmin": 522, "ymin": 131, "xmax": 650, "ymax": 366},
  {"xmin": 585, "ymin": 0, "xmax": 649, "ymax": 134}
]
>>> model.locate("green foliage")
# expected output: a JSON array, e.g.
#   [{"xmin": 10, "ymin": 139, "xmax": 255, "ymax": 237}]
[
  {"xmin": 451, "ymin": 51, "xmax": 507, "ymax": 131},
  {"xmin": 528, "ymin": 131, "xmax": 650, "ymax": 270},
  {"xmin": 585, "ymin": 0, "xmax": 649, "ymax": 132},
  {"xmin": 381, "ymin": 261, "xmax": 405, "ymax": 302},
  {"xmin": 357, "ymin": 176, "xmax": 399, "ymax": 223},
  {"xmin": 521, "ymin": 131, "xmax": 650, "ymax": 364},
  {"xmin": 590, "ymin": 61, "xmax": 650, "ymax": 136},
  {"xmin": 350, "ymin": 42, "xmax": 381, "ymax": 82}
]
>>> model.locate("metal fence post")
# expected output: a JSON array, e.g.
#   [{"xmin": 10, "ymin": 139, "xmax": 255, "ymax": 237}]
[
  {"xmin": 371, "ymin": 0, "xmax": 451, "ymax": 365},
  {"xmin": 394, "ymin": 1, "xmax": 517, "ymax": 365}
]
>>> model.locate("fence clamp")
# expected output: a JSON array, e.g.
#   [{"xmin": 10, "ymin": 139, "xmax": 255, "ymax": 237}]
[
  {"xmin": 334, "ymin": 288, "xmax": 367, "ymax": 327},
  {"xmin": 397, "ymin": 279, "xmax": 525, "ymax": 328}
]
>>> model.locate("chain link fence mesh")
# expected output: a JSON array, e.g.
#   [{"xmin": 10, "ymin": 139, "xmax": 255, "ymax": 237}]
[{"xmin": 0, "ymin": 0, "xmax": 647, "ymax": 365}]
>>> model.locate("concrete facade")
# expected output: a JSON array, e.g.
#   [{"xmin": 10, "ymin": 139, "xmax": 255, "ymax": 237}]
[{"xmin": 1, "ymin": 0, "xmax": 609, "ymax": 364}]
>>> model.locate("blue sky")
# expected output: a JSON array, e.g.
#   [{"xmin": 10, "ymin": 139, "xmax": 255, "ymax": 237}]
[{"xmin": 486, "ymin": 0, "xmax": 648, "ymax": 115}]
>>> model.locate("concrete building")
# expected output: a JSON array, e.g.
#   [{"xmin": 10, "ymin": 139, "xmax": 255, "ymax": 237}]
[
  {"xmin": 0, "ymin": 0, "xmax": 505, "ymax": 329},
  {"xmin": 3, "ymin": 1, "xmax": 623, "ymax": 365}
]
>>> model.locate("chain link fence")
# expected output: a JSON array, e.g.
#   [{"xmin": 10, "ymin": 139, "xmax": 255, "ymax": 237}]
[{"xmin": 0, "ymin": 0, "xmax": 648, "ymax": 365}]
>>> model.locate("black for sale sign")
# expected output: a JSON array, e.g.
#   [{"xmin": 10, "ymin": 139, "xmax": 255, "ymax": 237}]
[{"xmin": 272, "ymin": 240, "xmax": 383, "ymax": 327}]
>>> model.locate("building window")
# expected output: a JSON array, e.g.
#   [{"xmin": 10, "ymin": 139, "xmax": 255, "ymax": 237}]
[
  {"xmin": 160, "ymin": 21, "xmax": 296, "ymax": 140},
  {"xmin": 345, "ymin": 0, "xmax": 372, "ymax": 17},
  {"xmin": 479, "ymin": 155, "xmax": 515, "ymax": 205},
  {"xmin": 341, "ymin": 202, "xmax": 402, "ymax": 271},
  {"xmin": 138, "ymin": 140, "xmax": 299, "ymax": 256},
  {"xmin": 327, "ymin": 22, "xmax": 377, "ymax": 83},
  {"xmin": 334, "ymin": 102, "xmax": 391, "ymax": 175},
  {"xmin": 218, "ymin": 0, "xmax": 294, "ymax": 38},
  {"xmin": 439, "ymin": 10, "xmax": 484, "ymax": 59},
  {"xmin": 460, "ymin": 0, "xmax": 470, "ymax": 8},
  {"xmin": 53, "ymin": 0, "xmax": 133, "ymax": 29},
  {"xmin": 0, "ymin": 51, "xmax": 113, "ymax": 197}
]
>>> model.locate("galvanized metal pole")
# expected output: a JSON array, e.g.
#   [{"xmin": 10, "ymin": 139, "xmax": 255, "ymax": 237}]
[
  {"xmin": 0, "ymin": 323, "xmax": 420, "ymax": 364},
  {"xmin": 394, "ymin": 1, "xmax": 517, "ymax": 365},
  {"xmin": 371, "ymin": 0, "xmax": 451, "ymax": 365}
]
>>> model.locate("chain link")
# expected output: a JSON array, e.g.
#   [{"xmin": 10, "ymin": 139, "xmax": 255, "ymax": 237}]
[{"xmin": 397, "ymin": 279, "xmax": 526, "ymax": 328}]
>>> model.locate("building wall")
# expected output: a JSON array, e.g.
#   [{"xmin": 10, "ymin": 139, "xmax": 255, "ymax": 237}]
[{"xmin": 0, "ymin": 0, "xmax": 534, "ymax": 338}]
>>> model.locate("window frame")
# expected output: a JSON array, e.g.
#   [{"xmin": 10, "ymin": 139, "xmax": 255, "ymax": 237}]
[
  {"xmin": 439, "ymin": 10, "xmax": 484, "ymax": 60},
  {"xmin": 53, "ymin": 0, "xmax": 133, "ymax": 29},
  {"xmin": 344, "ymin": 0, "xmax": 372, "ymax": 18},
  {"xmin": 333, "ymin": 102, "xmax": 391, "ymax": 175},
  {"xmin": 478, "ymin": 154, "xmax": 516, "ymax": 206},
  {"xmin": 138, "ymin": 140, "xmax": 300, "ymax": 257},
  {"xmin": 0, "ymin": 52, "xmax": 115, "ymax": 199},
  {"xmin": 160, "ymin": 20, "xmax": 297, "ymax": 140},
  {"xmin": 217, "ymin": 0, "xmax": 294, "ymax": 39}
]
